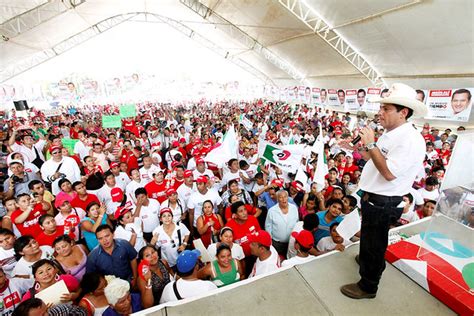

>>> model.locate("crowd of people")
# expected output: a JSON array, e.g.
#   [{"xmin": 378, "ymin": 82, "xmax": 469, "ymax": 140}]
[{"xmin": 0, "ymin": 94, "xmax": 467, "ymax": 315}]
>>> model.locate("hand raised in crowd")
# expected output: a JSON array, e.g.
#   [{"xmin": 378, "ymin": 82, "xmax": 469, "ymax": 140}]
[
  {"xmin": 150, "ymin": 233, "xmax": 159, "ymax": 246},
  {"xmin": 334, "ymin": 244, "xmax": 345, "ymax": 252},
  {"xmin": 99, "ymin": 203, "xmax": 107, "ymax": 216}
]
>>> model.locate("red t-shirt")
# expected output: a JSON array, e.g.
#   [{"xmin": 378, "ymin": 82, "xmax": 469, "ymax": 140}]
[
  {"xmin": 70, "ymin": 194, "xmax": 100, "ymax": 211},
  {"xmin": 120, "ymin": 149, "xmax": 139, "ymax": 171},
  {"xmin": 226, "ymin": 216, "xmax": 261, "ymax": 257},
  {"xmin": 37, "ymin": 226, "xmax": 75, "ymax": 247},
  {"xmin": 170, "ymin": 177, "xmax": 185, "ymax": 191},
  {"xmin": 145, "ymin": 180, "xmax": 169, "ymax": 203},
  {"xmin": 10, "ymin": 204, "xmax": 45, "ymax": 237}
]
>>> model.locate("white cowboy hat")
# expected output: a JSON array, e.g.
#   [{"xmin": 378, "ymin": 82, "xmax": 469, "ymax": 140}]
[{"xmin": 369, "ymin": 83, "xmax": 427, "ymax": 118}]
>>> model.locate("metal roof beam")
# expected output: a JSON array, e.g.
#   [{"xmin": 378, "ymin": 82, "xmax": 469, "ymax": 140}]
[
  {"xmin": 0, "ymin": 0, "xmax": 86, "ymax": 41},
  {"xmin": 278, "ymin": 0, "xmax": 386, "ymax": 88}
]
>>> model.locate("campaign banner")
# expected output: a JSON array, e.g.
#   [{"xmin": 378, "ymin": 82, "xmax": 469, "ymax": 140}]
[
  {"xmin": 42, "ymin": 109, "xmax": 62, "ymax": 117},
  {"xmin": 365, "ymin": 87, "xmax": 381, "ymax": 112},
  {"xmin": 239, "ymin": 114, "xmax": 254, "ymax": 131},
  {"xmin": 426, "ymin": 88, "xmax": 473, "ymax": 122},
  {"xmin": 119, "ymin": 104, "xmax": 137, "ymax": 118},
  {"xmin": 102, "ymin": 115, "xmax": 122, "ymax": 128},
  {"xmin": 310, "ymin": 88, "xmax": 320, "ymax": 106},
  {"xmin": 344, "ymin": 89, "xmax": 358, "ymax": 111},
  {"xmin": 327, "ymin": 89, "xmax": 343, "ymax": 108}
]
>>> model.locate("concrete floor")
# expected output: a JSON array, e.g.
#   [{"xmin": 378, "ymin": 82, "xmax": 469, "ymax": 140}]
[{"xmin": 134, "ymin": 242, "xmax": 454, "ymax": 316}]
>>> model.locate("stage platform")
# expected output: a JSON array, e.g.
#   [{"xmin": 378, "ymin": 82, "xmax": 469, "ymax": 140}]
[{"xmin": 134, "ymin": 219, "xmax": 455, "ymax": 316}]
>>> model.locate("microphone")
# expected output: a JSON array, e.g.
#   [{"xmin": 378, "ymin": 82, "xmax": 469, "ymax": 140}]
[{"xmin": 351, "ymin": 135, "xmax": 361, "ymax": 146}]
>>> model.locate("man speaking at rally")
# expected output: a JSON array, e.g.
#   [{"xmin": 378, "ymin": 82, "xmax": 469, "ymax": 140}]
[{"xmin": 340, "ymin": 83, "xmax": 427, "ymax": 299}]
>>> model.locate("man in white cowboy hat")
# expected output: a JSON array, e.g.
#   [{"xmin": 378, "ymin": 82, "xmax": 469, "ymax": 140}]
[{"xmin": 340, "ymin": 83, "xmax": 427, "ymax": 299}]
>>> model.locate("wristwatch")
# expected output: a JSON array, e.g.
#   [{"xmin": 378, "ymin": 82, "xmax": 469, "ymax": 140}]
[{"xmin": 366, "ymin": 142, "xmax": 377, "ymax": 150}]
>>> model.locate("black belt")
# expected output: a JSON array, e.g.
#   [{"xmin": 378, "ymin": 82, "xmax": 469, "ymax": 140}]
[{"xmin": 364, "ymin": 192, "xmax": 403, "ymax": 206}]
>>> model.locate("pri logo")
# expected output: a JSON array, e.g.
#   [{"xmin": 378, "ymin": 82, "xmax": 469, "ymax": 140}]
[{"xmin": 274, "ymin": 149, "xmax": 291, "ymax": 161}]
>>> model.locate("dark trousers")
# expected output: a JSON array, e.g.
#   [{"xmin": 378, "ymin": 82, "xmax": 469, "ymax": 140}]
[
  {"xmin": 272, "ymin": 240, "xmax": 289, "ymax": 259},
  {"xmin": 358, "ymin": 193, "xmax": 403, "ymax": 294}
]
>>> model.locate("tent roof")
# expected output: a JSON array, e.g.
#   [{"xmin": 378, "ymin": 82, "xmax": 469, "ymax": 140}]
[{"xmin": 0, "ymin": 0, "xmax": 473, "ymax": 88}]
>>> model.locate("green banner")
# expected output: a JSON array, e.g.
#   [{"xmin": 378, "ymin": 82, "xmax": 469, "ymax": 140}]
[
  {"xmin": 102, "ymin": 115, "xmax": 122, "ymax": 128},
  {"xmin": 119, "ymin": 104, "xmax": 137, "ymax": 118},
  {"xmin": 61, "ymin": 138, "xmax": 79, "ymax": 155}
]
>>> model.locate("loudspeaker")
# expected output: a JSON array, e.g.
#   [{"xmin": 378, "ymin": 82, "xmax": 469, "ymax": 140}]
[{"xmin": 13, "ymin": 100, "xmax": 29, "ymax": 111}]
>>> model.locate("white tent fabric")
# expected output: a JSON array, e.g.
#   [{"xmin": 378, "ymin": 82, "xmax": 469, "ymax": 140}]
[{"xmin": 0, "ymin": 0, "xmax": 473, "ymax": 88}]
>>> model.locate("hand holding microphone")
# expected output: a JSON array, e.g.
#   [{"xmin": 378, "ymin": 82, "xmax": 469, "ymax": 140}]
[{"xmin": 351, "ymin": 127, "xmax": 375, "ymax": 146}]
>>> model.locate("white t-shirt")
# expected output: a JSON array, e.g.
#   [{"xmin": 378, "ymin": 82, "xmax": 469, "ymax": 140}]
[
  {"xmin": 152, "ymin": 223, "xmax": 190, "ymax": 267},
  {"xmin": 74, "ymin": 140, "xmax": 91, "ymax": 160},
  {"xmin": 97, "ymin": 185, "xmax": 115, "ymax": 215},
  {"xmin": 287, "ymin": 221, "xmax": 304, "ymax": 259},
  {"xmin": 139, "ymin": 165, "xmax": 162, "ymax": 185},
  {"xmin": 177, "ymin": 184, "xmax": 195, "ymax": 205},
  {"xmin": 12, "ymin": 246, "xmax": 54, "ymax": 278},
  {"xmin": 249, "ymin": 246, "xmax": 281, "ymax": 278},
  {"xmin": 135, "ymin": 199, "xmax": 161, "ymax": 233},
  {"xmin": 207, "ymin": 243, "xmax": 245, "ymax": 261},
  {"xmin": 0, "ymin": 247, "xmax": 16, "ymax": 277},
  {"xmin": 187, "ymin": 189, "xmax": 223, "ymax": 227},
  {"xmin": 0, "ymin": 277, "xmax": 34, "ymax": 315},
  {"xmin": 115, "ymin": 172, "xmax": 131, "ymax": 190},
  {"xmin": 282, "ymin": 255, "xmax": 315, "ymax": 268},
  {"xmin": 398, "ymin": 210, "xmax": 420, "ymax": 225},
  {"xmin": 114, "ymin": 219, "xmax": 146, "ymax": 253},
  {"xmin": 220, "ymin": 170, "xmax": 245, "ymax": 190},
  {"xmin": 160, "ymin": 278, "xmax": 217, "ymax": 304},
  {"xmin": 125, "ymin": 180, "xmax": 145, "ymax": 205},
  {"xmin": 417, "ymin": 188, "xmax": 440, "ymax": 201},
  {"xmin": 161, "ymin": 199, "xmax": 186, "ymax": 224},
  {"xmin": 317, "ymin": 237, "xmax": 352, "ymax": 252},
  {"xmin": 192, "ymin": 169, "xmax": 214, "ymax": 181}
]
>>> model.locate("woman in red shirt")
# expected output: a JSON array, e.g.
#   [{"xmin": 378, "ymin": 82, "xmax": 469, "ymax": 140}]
[{"xmin": 196, "ymin": 200, "xmax": 224, "ymax": 248}]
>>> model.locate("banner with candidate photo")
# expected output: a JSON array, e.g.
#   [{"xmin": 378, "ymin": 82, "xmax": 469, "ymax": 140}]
[
  {"xmin": 344, "ymin": 89, "xmax": 358, "ymax": 111},
  {"xmin": 426, "ymin": 88, "xmax": 473, "ymax": 122},
  {"xmin": 365, "ymin": 87, "xmax": 381, "ymax": 112},
  {"xmin": 326, "ymin": 89, "xmax": 342, "ymax": 108},
  {"xmin": 311, "ymin": 87, "xmax": 321, "ymax": 106}
]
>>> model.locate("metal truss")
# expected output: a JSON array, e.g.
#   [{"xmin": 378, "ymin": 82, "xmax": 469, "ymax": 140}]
[
  {"xmin": 0, "ymin": 12, "xmax": 275, "ymax": 85},
  {"xmin": 0, "ymin": 0, "xmax": 86, "ymax": 41},
  {"xmin": 180, "ymin": 0, "xmax": 308, "ymax": 85},
  {"xmin": 278, "ymin": 0, "xmax": 386, "ymax": 88}
]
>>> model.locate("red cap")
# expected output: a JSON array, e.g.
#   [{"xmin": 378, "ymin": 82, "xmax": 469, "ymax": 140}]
[
  {"xmin": 291, "ymin": 230, "xmax": 314, "ymax": 248},
  {"xmin": 54, "ymin": 196, "xmax": 70, "ymax": 208},
  {"xmin": 110, "ymin": 162, "xmax": 119, "ymax": 169},
  {"xmin": 160, "ymin": 207, "xmax": 172, "ymax": 216},
  {"xmin": 184, "ymin": 170, "xmax": 193, "ymax": 178},
  {"xmin": 196, "ymin": 175, "xmax": 208, "ymax": 184},
  {"xmin": 166, "ymin": 188, "xmax": 177, "ymax": 195},
  {"xmin": 195, "ymin": 157, "xmax": 205, "ymax": 165},
  {"xmin": 49, "ymin": 145, "xmax": 62, "ymax": 154},
  {"xmin": 271, "ymin": 179, "xmax": 284, "ymax": 188},
  {"xmin": 291, "ymin": 181, "xmax": 304, "ymax": 192},
  {"xmin": 171, "ymin": 161, "xmax": 180, "ymax": 168},
  {"xmin": 172, "ymin": 141, "xmax": 180, "ymax": 147},
  {"xmin": 111, "ymin": 187, "xmax": 124, "ymax": 202},
  {"xmin": 247, "ymin": 230, "xmax": 272, "ymax": 247},
  {"xmin": 193, "ymin": 139, "xmax": 202, "ymax": 145},
  {"xmin": 179, "ymin": 138, "xmax": 186, "ymax": 143},
  {"xmin": 335, "ymin": 130, "xmax": 342, "ymax": 135},
  {"xmin": 114, "ymin": 205, "xmax": 131, "ymax": 220}
]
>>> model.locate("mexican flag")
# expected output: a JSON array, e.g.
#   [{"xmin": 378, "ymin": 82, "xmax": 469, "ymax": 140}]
[
  {"xmin": 205, "ymin": 125, "xmax": 238, "ymax": 167},
  {"xmin": 258, "ymin": 141, "xmax": 303, "ymax": 173}
]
